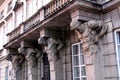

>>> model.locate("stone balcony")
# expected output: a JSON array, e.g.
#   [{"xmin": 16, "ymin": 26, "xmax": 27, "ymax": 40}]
[
  {"xmin": 4, "ymin": 0, "xmax": 111, "ymax": 49},
  {"xmin": 6, "ymin": 0, "xmax": 74, "ymax": 46}
]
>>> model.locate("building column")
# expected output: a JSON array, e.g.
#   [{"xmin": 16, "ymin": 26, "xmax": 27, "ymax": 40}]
[
  {"xmin": 70, "ymin": 9, "xmax": 108, "ymax": 80},
  {"xmin": 6, "ymin": 49, "xmax": 25, "ymax": 80},
  {"xmin": 18, "ymin": 41, "xmax": 42, "ymax": 80},
  {"xmin": 38, "ymin": 29, "xmax": 64, "ymax": 80}
]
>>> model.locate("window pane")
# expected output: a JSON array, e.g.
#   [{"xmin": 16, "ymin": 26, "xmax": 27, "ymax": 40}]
[
  {"xmin": 73, "ymin": 56, "xmax": 79, "ymax": 66},
  {"xmin": 74, "ymin": 67, "xmax": 80, "ymax": 77},
  {"xmin": 73, "ymin": 45, "xmax": 78, "ymax": 55},
  {"xmin": 5, "ymin": 66, "xmax": 9, "ymax": 80},
  {"xmin": 74, "ymin": 78, "xmax": 80, "ymax": 80},
  {"xmin": 81, "ymin": 66, "xmax": 86, "ymax": 76},
  {"xmin": 80, "ymin": 44, "xmax": 83, "ymax": 53},
  {"xmin": 81, "ymin": 78, "xmax": 87, "ymax": 80},
  {"xmin": 118, "ymin": 46, "xmax": 120, "ymax": 59},
  {"xmin": 80, "ymin": 55, "xmax": 85, "ymax": 65},
  {"xmin": 117, "ymin": 32, "xmax": 120, "ymax": 44}
]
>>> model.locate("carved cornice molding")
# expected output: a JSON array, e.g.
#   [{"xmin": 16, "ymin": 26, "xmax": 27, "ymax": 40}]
[{"xmin": 70, "ymin": 19, "xmax": 108, "ymax": 56}]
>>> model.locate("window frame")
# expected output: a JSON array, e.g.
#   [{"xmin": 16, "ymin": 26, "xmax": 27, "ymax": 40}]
[
  {"xmin": 114, "ymin": 29, "xmax": 120, "ymax": 79},
  {"xmin": 71, "ymin": 42, "xmax": 87, "ymax": 80}
]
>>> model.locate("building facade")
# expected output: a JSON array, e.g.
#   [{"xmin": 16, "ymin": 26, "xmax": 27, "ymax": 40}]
[
  {"xmin": 0, "ymin": 0, "xmax": 120, "ymax": 80},
  {"xmin": 0, "ymin": 50, "xmax": 13, "ymax": 80}
]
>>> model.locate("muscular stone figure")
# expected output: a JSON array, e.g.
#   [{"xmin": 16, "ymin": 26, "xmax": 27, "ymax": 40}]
[
  {"xmin": 71, "ymin": 20, "xmax": 107, "ymax": 56},
  {"xmin": 6, "ymin": 54, "xmax": 24, "ymax": 72},
  {"xmin": 38, "ymin": 37, "xmax": 64, "ymax": 62}
]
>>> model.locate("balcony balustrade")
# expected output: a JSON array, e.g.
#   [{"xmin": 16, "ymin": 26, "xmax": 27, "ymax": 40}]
[
  {"xmin": 44, "ymin": 0, "xmax": 73, "ymax": 17},
  {"xmin": 7, "ymin": 24, "xmax": 24, "ymax": 41},
  {"xmin": 24, "ymin": 12, "xmax": 40, "ymax": 31},
  {"xmin": 6, "ymin": 0, "xmax": 111, "ymax": 42}
]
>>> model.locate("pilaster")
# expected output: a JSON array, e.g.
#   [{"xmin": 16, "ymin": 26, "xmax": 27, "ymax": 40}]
[
  {"xmin": 38, "ymin": 29, "xmax": 64, "ymax": 80},
  {"xmin": 6, "ymin": 49, "xmax": 24, "ymax": 80},
  {"xmin": 70, "ymin": 9, "xmax": 108, "ymax": 80},
  {"xmin": 18, "ymin": 41, "xmax": 42, "ymax": 80}
]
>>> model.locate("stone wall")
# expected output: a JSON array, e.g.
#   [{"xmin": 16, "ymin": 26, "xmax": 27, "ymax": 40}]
[{"xmin": 102, "ymin": 6, "xmax": 120, "ymax": 80}]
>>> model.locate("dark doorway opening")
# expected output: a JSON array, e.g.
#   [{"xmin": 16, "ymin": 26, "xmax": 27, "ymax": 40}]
[{"xmin": 42, "ymin": 53, "xmax": 50, "ymax": 80}]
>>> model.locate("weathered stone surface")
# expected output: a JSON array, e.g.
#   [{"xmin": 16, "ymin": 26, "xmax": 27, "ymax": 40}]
[
  {"xmin": 86, "ymin": 65, "xmax": 95, "ymax": 80},
  {"xmin": 104, "ymin": 66, "xmax": 118, "ymax": 78},
  {"xmin": 6, "ymin": 53, "xmax": 24, "ymax": 72},
  {"xmin": 38, "ymin": 30, "xmax": 64, "ymax": 62},
  {"xmin": 103, "ymin": 12, "xmax": 111, "ymax": 23},
  {"xmin": 65, "ymin": 54, "xmax": 71, "ymax": 63},
  {"xmin": 102, "ymin": 32, "xmax": 114, "ymax": 44},
  {"xmin": 104, "ymin": 54, "xmax": 117, "ymax": 66},
  {"xmin": 111, "ymin": 9, "xmax": 120, "ymax": 28},
  {"xmin": 66, "ymin": 63, "xmax": 72, "ymax": 72},
  {"xmin": 106, "ymin": 22, "xmax": 113, "ymax": 32},
  {"xmin": 71, "ymin": 20, "xmax": 108, "ymax": 56},
  {"xmin": 103, "ymin": 43, "xmax": 116, "ymax": 55},
  {"xmin": 66, "ymin": 72, "xmax": 72, "ymax": 80}
]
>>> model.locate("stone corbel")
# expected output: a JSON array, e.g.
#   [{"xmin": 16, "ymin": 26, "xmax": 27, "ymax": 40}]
[
  {"xmin": 70, "ymin": 19, "xmax": 108, "ymax": 55},
  {"xmin": 38, "ymin": 29, "xmax": 64, "ymax": 62}
]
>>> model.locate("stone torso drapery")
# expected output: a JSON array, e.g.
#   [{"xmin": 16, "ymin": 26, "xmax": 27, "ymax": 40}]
[
  {"xmin": 18, "ymin": 47, "xmax": 42, "ymax": 68},
  {"xmin": 6, "ymin": 54, "xmax": 24, "ymax": 72},
  {"xmin": 71, "ymin": 20, "xmax": 108, "ymax": 56},
  {"xmin": 38, "ymin": 37, "xmax": 64, "ymax": 62}
]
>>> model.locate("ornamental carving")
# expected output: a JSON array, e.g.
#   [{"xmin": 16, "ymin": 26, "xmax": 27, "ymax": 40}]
[
  {"xmin": 71, "ymin": 20, "xmax": 107, "ymax": 56},
  {"xmin": 18, "ymin": 47, "xmax": 42, "ymax": 67},
  {"xmin": 6, "ymin": 54, "xmax": 24, "ymax": 72},
  {"xmin": 38, "ymin": 37, "xmax": 64, "ymax": 62}
]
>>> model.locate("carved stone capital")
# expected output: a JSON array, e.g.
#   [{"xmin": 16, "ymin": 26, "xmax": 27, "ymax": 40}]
[{"xmin": 71, "ymin": 19, "xmax": 108, "ymax": 55}]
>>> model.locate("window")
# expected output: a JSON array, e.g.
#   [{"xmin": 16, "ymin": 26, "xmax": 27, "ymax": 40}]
[
  {"xmin": 7, "ymin": 18, "xmax": 13, "ymax": 33},
  {"xmin": 0, "ymin": 25, "xmax": 4, "ymax": 49},
  {"xmin": 33, "ymin": 0, "xmax": 37, "ymax": 13},
  {"xmin": 37, "ymin": 0, "xmax": 43, "ymax": 9},
  {"xmin": 0, "ymin": 10, "xmax": 4, "ymax": 20},
  {"xmin": 43, "ymin": 0, "xmax": 51, "ymax": 5},
  {"xmin": 15, "ymin": 11, "xmax": 22, "ymax": 27},
  {"xmin": 5, "ymin": 66, "xmax": 9, "ymax": 80},
  {"xmin": 27, "ymin": 1, "xmax": 32, "ymax": 18},
  {"xmin": 72, "ymin": 42, "xmax": 87, "ymax": 80},
  {"xmin": 27, "ymin": 0, "xmax": 37, "ymax": 18},
  {"xmin": 7, "ymin": 2, "xmax": 12, "ymax": 12},
  {"xmin": 115, "ymin": 30, "xmax": 120, "ymax": 78}
]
